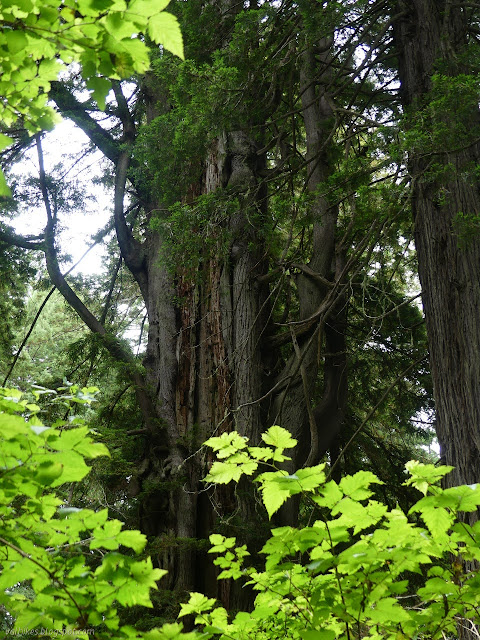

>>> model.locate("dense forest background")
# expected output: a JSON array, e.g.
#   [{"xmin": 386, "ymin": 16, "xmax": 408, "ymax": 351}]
[{"xmin": 1, "ymin": 0, "xmax": 480, "ymax": 629}]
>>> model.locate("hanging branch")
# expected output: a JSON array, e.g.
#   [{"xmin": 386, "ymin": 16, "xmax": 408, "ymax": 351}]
[{"xmin": 100, "ymin": 255, "xmax": 122, "ymax": 325}]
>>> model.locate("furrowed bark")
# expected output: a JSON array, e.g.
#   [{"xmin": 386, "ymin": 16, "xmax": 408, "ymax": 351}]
[
  {"xmin": 394, "ymin": 6, "xmax": 480, "ymax": 635},
  {"xmin": 228, "ymin": 130, "xmax": 267, "ymax": 441},
  {"xmin": 394, "ymin": 0, "xmax": 480, "ymax": 490}
]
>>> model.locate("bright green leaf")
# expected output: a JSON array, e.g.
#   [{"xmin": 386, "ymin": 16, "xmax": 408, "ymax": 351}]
[
  {"xmin": 117, "ymin": 529, "xmax": 147, "ymax": 553},
  {"xmin": 147, "ymin": 11, "xmax": 184, "ymax": 59},
  {"xmin": 261, "ymin": 425, "xmax": 297, "ymax": 450},
  {"xmin": 340, "ymin": 470, "xmax": 382, "ymax": 500},
  {"xmin": 178, "ymin": 592, "xmax": 216, "ymax": 618},
  {"xmin": 204, "ymin": 460, "xmax": 244, "ymax": 484},
  {"xmin": 0, "ymin": 134, "xmax": 13, "ymax": 152},
  {"xmin": 34, "ymin": 460, "xmax": 64, "ymax": 486}
]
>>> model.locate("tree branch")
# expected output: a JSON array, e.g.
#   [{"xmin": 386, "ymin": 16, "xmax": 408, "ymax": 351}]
[
  {"xmin": 114, "ymin": 149, "xmax": 147, "ymax": 278},
  {"xmin": 112, "ymin": 80, "xmax": 136, "ymax": 141},
  {"xmin": 49, "ymin": 82, "xmax": 120, "ymax": 164},
  {"xmin": 291, "ymin": 262, "xmax": 334, "ymax": 288},
  {"xmin": 2, "ymin": 219, "xmax": 127, "ymax": 386},
  {"xmin": 37, "ymin": 135, "xmax": 106, "ymax": 337},
  {"xmin": 109, "ymin": 81, "xmax": 148, "ymax": 282},
  {"xmin": 2, "ymin": 286, "xmax": 56, "ymax": 387},
  {"xmin": 100, "ymin": 255, "xmax": 122, "ymax": 325},
  {"xmin": 0, "ymin": 536, "xmax": 86, "ymax": 627},
  {"xmin": 0, "ymin": 226, "xmax": 44, "ymax": 250},
  {"xmin": 35, "ymin": 136, "xmax": 157, "ymax": 435}
]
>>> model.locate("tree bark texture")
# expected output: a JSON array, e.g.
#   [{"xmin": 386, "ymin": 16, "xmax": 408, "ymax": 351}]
[
  {"xmin": 394, "ymin": 1, "xmax": 480, "ymax": 491},
  {"xmin": 44, "ymin": 1, "xmax": 360, "ymax": 604}
]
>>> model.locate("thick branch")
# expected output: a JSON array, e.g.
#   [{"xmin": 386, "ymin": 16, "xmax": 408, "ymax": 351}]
[
  {"xmin": 0, "ymin": 226, "xmax": 44, "ymax": 250},
  {"xmin": 35, "ymin": 136, "xmax": 157, "ymax": 434},
  {"xmin": 108, "ymin": 83, "xmax": 150, "ymax": 297},
  {"xmin": 112, "ymin": 80, "xmax": 136, "ymax": 142},
  {"xmin": 35, "ymin": 137, "xmax": 126, "ymax": 358},
  {"xmin": 49, "ymin": 82, "xmax": 120, "ymax": 164},
  {"xmin": 2, "ymin": 222, "xmax": 131, "ymax": 385},
  {"xmin": 50, "ymin": 81, "xmax": 146, "ymax": 277},
  {"xmin": 114, "ymin": 150, "xmax": 147, "ymax": 278},
  {"xmin": 291, "ymin": 263, "xmax": 334, "ymax": 288}
]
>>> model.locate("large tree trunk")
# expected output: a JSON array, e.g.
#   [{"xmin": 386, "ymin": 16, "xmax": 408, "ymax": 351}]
[
  {"xmin": 269, "ymin": 34, "xmax": 346, "ymax": 475},
  {"xmin": 394, "ymin": 1, "xmax": 480, "ymax": 489},
  {"xmin": 46, "ymin": 1, "xmax": 351, "ymax": 605},
  {"xmin": 140, "ymin": 229, "xmax": 198, "ymax": 593},
  {"xmin": 138, "ymin": 122, "xmax": 269, "ymax": 603},
  {"xmin": 394, "ymin": 7, "xmax": 480, "ymax": 635},
  {"xmin": 140, "ymin": 10, "xmax": 350, "ymax": 558}
]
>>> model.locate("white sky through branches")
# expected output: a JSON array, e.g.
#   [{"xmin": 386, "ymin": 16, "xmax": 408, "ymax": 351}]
[{"xmin": 12, "ymin": 118, "xmax": 112, "ymax": 275}]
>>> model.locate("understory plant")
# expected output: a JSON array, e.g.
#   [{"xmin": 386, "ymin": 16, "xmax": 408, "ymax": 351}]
[
  {"xmin": 1, "ymin": 388, "xmax": 479, "ymax": 640},
  {"xmin": 0, "ymin": 385, "xmax": 196, "ymax": 640},
  {"xmin": 179, "ymin": 427, "xmax": 480, "ymax": 640}
]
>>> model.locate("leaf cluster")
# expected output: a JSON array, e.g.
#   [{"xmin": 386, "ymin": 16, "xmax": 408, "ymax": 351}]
[
  {"xmin": 0, "ymin": 385, "xmax": 201, "ymax": 639},
  {"xmin": 180, "ymin": 427, "xmax": 480, "ymax": 640},
  {"xmin": 0, "ymin": 0, "xmax": 184, "ymax": 193}
]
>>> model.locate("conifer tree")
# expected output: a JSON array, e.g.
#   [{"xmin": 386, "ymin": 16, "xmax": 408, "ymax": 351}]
[{"xmin": 1, "ymin": 0, "xmax": 459, "ymax": 604}]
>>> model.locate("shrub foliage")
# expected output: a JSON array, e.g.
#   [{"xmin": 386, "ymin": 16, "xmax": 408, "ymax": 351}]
[
  {"xmin": 184, "ymin": 428, "xmax": 480, "ymax": 640},
  {"xmin": 0, "ymin": 390, "xmax": 479, "ymax": 639}
]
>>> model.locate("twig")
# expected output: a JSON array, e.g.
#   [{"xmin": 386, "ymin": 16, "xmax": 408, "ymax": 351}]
[
  {"xmin": 2, "ymin": 286, "xmax": 56, "ymax": 387},
  {"xmin": 327, "ymin": 354, "xmax": 428, "ymax": 479}
]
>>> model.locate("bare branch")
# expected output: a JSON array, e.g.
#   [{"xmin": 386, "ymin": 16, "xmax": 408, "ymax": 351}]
[
  {"xmin": 2, "ymin": 286, "xmax": 56, "ymax": 387},
  {"xmin": 100, "ymin": 255, "xmax": 122, "ymax": 325}
]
